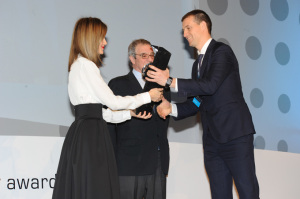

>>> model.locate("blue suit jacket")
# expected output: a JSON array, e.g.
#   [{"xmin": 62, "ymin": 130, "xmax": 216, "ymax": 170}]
[{"xmin": 176, "ymin": 39, "xmax": 255, "ymax": 143}]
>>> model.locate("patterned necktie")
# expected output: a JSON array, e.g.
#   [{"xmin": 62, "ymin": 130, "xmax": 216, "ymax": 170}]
[{"xmin": 197, "ymin": 54, "xmax": 204, "ymax": 79}]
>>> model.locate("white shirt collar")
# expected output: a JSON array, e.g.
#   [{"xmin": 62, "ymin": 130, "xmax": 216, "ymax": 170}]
[
  {"xmin": 197, "ymin": 38, "xmax": 212, "ymax": 55},
  {"xmin": 132, "ymin": 68, "xmax": 145, "ymax": 88},
  {"xmin": 132, "ymin": 68, "xmax": 143, "ymax": 79}
]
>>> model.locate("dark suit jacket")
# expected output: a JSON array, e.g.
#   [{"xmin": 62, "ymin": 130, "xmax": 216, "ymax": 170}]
[
  {"xmin": 176, "ymin": 39, "xmax": 255, "ymax": 143},
  {"xmin": 107, "ymin": 71, "xmax": 170, "ymax": 176}
]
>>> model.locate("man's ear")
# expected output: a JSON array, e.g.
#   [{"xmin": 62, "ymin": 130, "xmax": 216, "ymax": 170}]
[
  {"xmin": 200, "ymin": 21, "xmax": 207, "ymax": 31},
  {"xmin": 129, "ymin": 55, "xmax": 135, "ymax": 65}
]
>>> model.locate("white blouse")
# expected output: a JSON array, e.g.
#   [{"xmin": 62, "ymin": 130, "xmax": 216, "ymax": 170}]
[{"xmin": 68, "ymin": 56, "xmax": 151, "ymax": 123}]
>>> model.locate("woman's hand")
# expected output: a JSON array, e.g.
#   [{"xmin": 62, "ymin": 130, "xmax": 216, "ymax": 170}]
[
  {"xmin": 148, "ymin": 88, "xmax": 163, "ymax": 102},
  {"xmin": 130, "ymin": 110, "xmax": 152, "ymax": 119}
]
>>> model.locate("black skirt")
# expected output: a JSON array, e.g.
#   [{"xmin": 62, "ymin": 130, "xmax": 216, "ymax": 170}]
[{"xmin": 52, "ymin": 104, "xmax": 120, "ymax": 199}]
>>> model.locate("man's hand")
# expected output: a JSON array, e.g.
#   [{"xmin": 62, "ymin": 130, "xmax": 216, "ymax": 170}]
[
  {"xmin": 156, "ymin": 97, "xmax": 172, "ymax": 119},
  {"xmin": 145, "ymin": 65, "xmax": 169, "ymax": 86},
  {"xmin": 130, "ymin": 110, "xmax": 152, "ymax": 119}
]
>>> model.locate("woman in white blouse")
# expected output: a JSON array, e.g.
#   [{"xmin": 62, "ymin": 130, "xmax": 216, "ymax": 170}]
[{"xmin": 52, "ymin": 17, "xmax": 163, "ymax": 199}]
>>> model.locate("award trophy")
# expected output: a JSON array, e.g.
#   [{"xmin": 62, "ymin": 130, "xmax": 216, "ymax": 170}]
[{"xmin": 136, "ymin": 45, "xmax": 171, "ymax": 114}]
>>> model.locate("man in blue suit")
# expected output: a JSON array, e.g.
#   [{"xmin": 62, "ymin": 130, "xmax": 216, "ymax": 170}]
[{"xmin": 146, "ymin": 10, "xmax": 260, "ymax": 199}]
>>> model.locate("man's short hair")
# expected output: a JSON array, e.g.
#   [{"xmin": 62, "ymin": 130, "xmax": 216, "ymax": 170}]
[
  {"xmin": 182, "ymin": 9, "xmax": 212, "ymax": 34},
  {"xmin": 128, "ymin": 39, "xmax": 151, "ymax": 58}
]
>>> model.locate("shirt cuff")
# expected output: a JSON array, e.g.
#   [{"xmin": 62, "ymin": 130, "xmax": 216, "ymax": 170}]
[
  {"xmin": 174, "ymin": 78, "xmax": 178, "ymax": 92},
  {"xmin": 142, "ymin": 92, "xmax": 152, "ymax": 104},
  {"xmin": 170, "ymin": 103, "xmax": 178, "ymax": 117}
]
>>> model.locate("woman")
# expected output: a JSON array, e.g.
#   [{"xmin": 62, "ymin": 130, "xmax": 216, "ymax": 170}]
[{"xmin": 52, "ymin": 17, "xmax": 162, "ymax": 199}]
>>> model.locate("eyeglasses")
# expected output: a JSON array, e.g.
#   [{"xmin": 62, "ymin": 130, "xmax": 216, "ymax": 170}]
[{"xmin": 135, "ymin": 53, "xmax": 155, "ymax": 59}]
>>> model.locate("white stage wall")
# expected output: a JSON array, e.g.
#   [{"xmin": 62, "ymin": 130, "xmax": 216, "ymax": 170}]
[{"xmin": 1, "ymin": 136, "xmax": 300, "ymax": 199}]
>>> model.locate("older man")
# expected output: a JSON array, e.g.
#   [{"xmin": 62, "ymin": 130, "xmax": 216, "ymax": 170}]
[{"xmin": 107, "ymin": 39, "xmax": 170, "ymax": 199}]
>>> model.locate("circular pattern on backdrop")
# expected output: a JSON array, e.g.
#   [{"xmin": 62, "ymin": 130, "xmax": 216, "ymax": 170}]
[
  {"xmin": 254, "ymin": 136, "xmax": 266, "ymax": 149},
  {"xmin": 245, "ymin": 36, "xmax": 262, "ymax": 60},
  {"xmin": 240, "ymin": 0, "xmax": 259, "ymax": 16},
  {"xmin": 278, "ymin": 94, "xmax": 291, "ymax": 113},
  {"xmin": 277, "ymin": 140, "xmax": 288, "ymax": 152},
  {"xmin": 207, "ymin": 0, "xmax": 228, "ymax": 16},
  {"xmin": 270, "ymin": 0, "xmax": 289, "ymax": 21},
  {"xmin": 250, "ymin": 88, "xmax": 264, "ymax": 108},
  {"xmin": 275, "ymin": 42, "xmax": 290, "ymax": 65},
  {"xmin": 217, "ymin": 38, "xmax": 230, "ymax": 46}
]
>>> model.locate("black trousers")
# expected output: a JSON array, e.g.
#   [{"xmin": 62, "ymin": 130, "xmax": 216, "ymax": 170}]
[
  {"xmin": 119, "ymin": 152, "xmax": 166, "ymax": 199},
  {"xmin": 204, "ymin": 133, "xmax": 260, "ymax": 199}
]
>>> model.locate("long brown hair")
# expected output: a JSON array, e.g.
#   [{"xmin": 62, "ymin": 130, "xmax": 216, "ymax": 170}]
[{"xmin": 68, "ymin": 17, "xmax": 107, "ymax": 71}]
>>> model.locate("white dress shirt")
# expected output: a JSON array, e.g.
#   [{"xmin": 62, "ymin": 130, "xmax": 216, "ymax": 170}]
[{"xmin": 68, "ymin": 56, "xmax": 151, "ymax": 123}]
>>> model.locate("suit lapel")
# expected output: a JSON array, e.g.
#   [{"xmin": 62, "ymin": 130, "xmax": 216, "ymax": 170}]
[
  {"xmin": 127, "ymin": 71, "xmax": 144, "ymax": 94},
  {"xmin": 199, "ymin": 39, "xmax": 216, "ymax": 78}
]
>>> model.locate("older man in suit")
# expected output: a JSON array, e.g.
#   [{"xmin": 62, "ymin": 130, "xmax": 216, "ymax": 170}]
[
  {"xmin": 146, "ymin": 10, "xmax": 260, "ymax": 199},
  {"xmin": 107, "ymin": 39, "xmax": 170, "ymax": 199}
]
